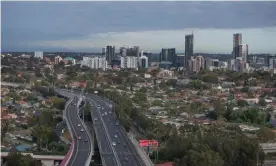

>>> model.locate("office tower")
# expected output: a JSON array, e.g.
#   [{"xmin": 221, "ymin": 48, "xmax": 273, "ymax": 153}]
[
  {"xmin": 185, "ymin": 34, "xmax": 194, "ymax": 68},
  {"xmin": 106, "ymin": 45, "xmax": 115, "ymax": 64},
  {"xmin": 238, "ymin": 44, "xmax": 248, "ymax": 62},
  {"xmin": 102, "ymin": 48, "xmax": 106, "ymax": 56},
  {"xmin": 126, "ymin": 46, "xmax": 140, "ymax": 57},
  {"xmin": 176, "ymin": 55, "xmax": 185, "ymax": 67},
  {"xmin": 160, "ymin": 48, "xmax": 168, "ymax": 62},
  {"xmin": 160, "ymin": 48, "xmax": 176, "ymax": 66},
  {"xmin": 139, "ymin": 56, "xmax": 149, "ymax": 68},
  {"xmin": 34, "ymin": 51, "xmax": 43, "ymax": 59},
  {"xmin": 120, "ymin": 47, "xmax": 127, "ymax": 57},
  {"xmin": 233, "ymin": 33, "xmax": 242, "ymax": 59}
]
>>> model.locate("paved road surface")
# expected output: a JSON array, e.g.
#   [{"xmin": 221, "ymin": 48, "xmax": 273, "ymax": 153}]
[{"xmin": 66, "ymin": 97, "xmax": 92, "ymax": 166}]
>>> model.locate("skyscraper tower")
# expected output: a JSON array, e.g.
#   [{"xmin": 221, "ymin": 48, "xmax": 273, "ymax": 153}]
[
  {"xmin": 184, "ymin": 34, "xmax": 194, "ymax": 68},
  {"xmin": 233, "ymin": 33, "xmax": 242, "ymax": 59},
  {"xmin": 106, "ymin": 45, "xmax": 115, "ymax": 64}
]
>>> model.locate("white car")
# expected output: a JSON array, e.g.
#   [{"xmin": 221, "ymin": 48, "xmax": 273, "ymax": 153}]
[
  {"xmin": 80, "ymin": 129, "xmax": 84, "ymax": 132},
  {"xmin": 95, "ymin": 118, "xmax": 98, "ymax": 121},
  {"xmin": 109, "ymin": 111, "xmax": 112, "ymax": 114},
  {"xmin": 114, "ymin": 134, "xmax": 118, "ymax": 138},
  {"xmin": 104, "ymin": 112, "xmax": 108, "ymax": 116},
  {"xmin": 102, "ymin": 114, "xmax": 104, "ymax": 116},
  {"xmin": 77, "ymin": 124, "xmax": 81, "ymax": 127},
  {"xmin": 112, "ymin": 142, "xmax": 116, "ymax": 146}
]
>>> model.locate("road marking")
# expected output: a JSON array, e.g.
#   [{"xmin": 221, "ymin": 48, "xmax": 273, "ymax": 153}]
[{"xmin": 66, "ymin": 98, "xmax": 80, "ymax": 166}]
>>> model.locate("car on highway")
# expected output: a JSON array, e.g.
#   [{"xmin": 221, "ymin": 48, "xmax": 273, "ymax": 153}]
[
  {"xmin": 124, "ymin": 157, "xmax": 128, "ymax": 162},
  {"xmin": 80, "ymin": 129, "xmax": 84, "ymax": 132},
  {"xmin": 109, "ymin": 111, "xmax": 112, "ymax": 114},
  {"xmin": 124, "ymin": 143, "xmax": 127, "ymax": 147},
  {"xmin": 116, "ymin": 122, "xmax": 119, "ymax": 126},
  {"xmin": 95, "ymin": 118, "xmax": 97, "ymax": 121},
  {"xmin": 102, "ymin": 113, "xmax": 104, "ymax": 116},
  {"xmin": 102, "ymin": 107, "xmax": 104, "ymax": 110},
  {"xmin": 78, "ymin": 136, "xmax": 81, "ymax": 140},
  {"xmin": 77, "ymin": 124, "xmax": 81, "ymax": 127},
  {"xmin": 104, "ymin": 112, "xmax": 108, "ymax": 116},
  {"xmin": 118, "ymin": 140, "xmax": 120, "ymax": 144},
  {"xmin": 84, "ymin": 139, "xmax": 88, "ymax": 142},
  {"xmin": 112, "ymin": 142, "xmax": 116, "ymax": 146},
  {"xmin": 74, "ymin": 103, "xmax": 77, "ymax": 106},
  {"xmin": 97, "ymin": 100, "xmax": 100, "ymax": 102},
  {"xmin": 98, "ymin": 105, "xmax": 101, "ymax": 108},
  {"xmin": 114, "ymin": 134, "xmax": 118, "ymax": 138}
]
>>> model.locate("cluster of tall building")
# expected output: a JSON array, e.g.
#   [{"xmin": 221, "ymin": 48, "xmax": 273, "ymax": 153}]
[{"xmin": 228, "ymin": 33, "xmax": 249, "ymax": 72}]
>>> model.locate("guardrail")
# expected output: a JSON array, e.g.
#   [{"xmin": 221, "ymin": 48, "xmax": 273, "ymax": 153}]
[
  {"xmin": 128, "ymin": 133, "xmax": 155, "ymax": 166},
  {"xmin": 77, "ymin": 97, "xmax": 94, "ymax": 166},
  {"xmin": 60, "ymin": 142, "xmax": 74, "ymax": 166},
  {"xmin": 101, "ymin": 99, "xmax": 154, "ymax": 166},
  {"xmin": 60, "ymin": 98, "xmax": 75, "ymax": 166}
]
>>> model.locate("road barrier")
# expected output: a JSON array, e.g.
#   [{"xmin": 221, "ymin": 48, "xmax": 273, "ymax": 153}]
[{"xmin": 60, "ymin": 99, "xmax": 75, "ymax": 166}]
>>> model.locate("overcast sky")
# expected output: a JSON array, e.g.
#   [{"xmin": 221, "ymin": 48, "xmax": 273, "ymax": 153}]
[{"xmin": 2, "ymin": 1, "xmax": 276, "ymax": 53}]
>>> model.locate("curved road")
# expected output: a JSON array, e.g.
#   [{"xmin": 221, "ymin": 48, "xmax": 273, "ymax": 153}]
[{"xmin": 66, "ymin": 97, "xmax": 92, "ymax": 166}]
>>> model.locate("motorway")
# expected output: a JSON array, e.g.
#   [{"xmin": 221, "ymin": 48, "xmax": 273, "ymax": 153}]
[
  {"xmin": 65, "ymin": 97, "xmax": 92, "ymax": 166},
  {"xmin": 87, "ymin": 95, "xmax": 144, "ymax": 166}
]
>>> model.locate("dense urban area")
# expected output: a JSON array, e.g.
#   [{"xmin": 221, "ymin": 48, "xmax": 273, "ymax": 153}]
[{"xmin": 1, "ymin": 33, "xmax": 276, "ymax": 166}]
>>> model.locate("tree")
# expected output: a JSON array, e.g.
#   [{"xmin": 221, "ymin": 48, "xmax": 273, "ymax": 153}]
[
  {"xmin": 258, "ymin": 98, "xmax": 266, "ymax": 106},
  {"xmin": 237, "ymin": 99, "xmax": 248, "ymax": 107},
  {"xmin": 257, "ymin": 127, "xmax": 275, "ymax": 143},
  {"xmin": 1, "ymin": 120, "xmax": 9, "ymax": 140},
  {"xmin": 6, "ymin": 152, "xmax": 43, "ymax": 166},
  {"xmin": 51, "ymin": 96, "xmax": 66, "ymax": 110}
]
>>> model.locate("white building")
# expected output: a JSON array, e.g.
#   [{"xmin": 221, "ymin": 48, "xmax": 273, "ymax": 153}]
[
  {"xmin": 81, "ymin": 56, "xmax": 107, "ymax": 71},
  {"xmin": 120, "ymin": 56, "xmax": 138, "ymax": 69},
  {"xmin": 34, "ymin": 51, "xmax": 43, "ymax": 59},
  {"xmin": 139, "ymin": 56, "xmax": 148, "ymax": 68},
  {"xmin": 239, "ymin": 44, "xmax": 249, "ymax": 62}
]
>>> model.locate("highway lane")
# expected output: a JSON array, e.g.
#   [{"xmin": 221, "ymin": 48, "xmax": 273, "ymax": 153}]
[
  {"xmin": 56, "ymin": 88, "xmax": 145, "ymax": 166},
  {"xmin": 88, "ymin": 95, "xmax": 144, "ymax": 166},
  {"xmin": 66, "ymin": 97, "xmax": 91, "ymax": 166},
  {"xmin": 89, "ymin": 99, "xmax": 118, "ymax": 166}
]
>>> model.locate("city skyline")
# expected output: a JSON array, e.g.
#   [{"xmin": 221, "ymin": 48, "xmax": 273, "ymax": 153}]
[{"xmin": 2, "ymin": 1, "xmax": 276, "ymax": 54}]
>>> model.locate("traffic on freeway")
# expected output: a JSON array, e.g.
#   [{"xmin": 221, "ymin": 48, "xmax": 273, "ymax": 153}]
[
  {"xmin": 65, "ymin": 97, "xmax": 92, "ymax": 166},
  {"xmin": 88, "ymin": 95, "xmax": 144, "ymax": 166}
]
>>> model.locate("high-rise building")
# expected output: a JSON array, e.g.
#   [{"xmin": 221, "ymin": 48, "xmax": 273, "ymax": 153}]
[
  {"xmin": 106, "ymin": 45, "xmax": 115, "ymax": 64},
  {"xmin": 81, "ymin": 56, "xmax": 107, "ymax": 71},
  {"xmin": 126, "ymin": 47, "xmax": 139, "ymax": 57},
  {"xmin": 185, "ymin": 34, "xmax": 194, "ymax": 68},
  {"xmin": 54, "ymin": 56, "xmax": 63, "ymax": 65},
  {"xmin": 139, "ymin": 56, "xmax": 149, "ymax": 68},
  {"xmin": 238, "ymin": 44, "xmax": 248, "ymax": 62},
  {"xmin": 34, "ymin": 51, "xmax": 43, "ymax": 59},
  {"xmin": 267, "ymin": 55, "xmax": 276, "ymax": 69},
  {"xmin": 120, "ymin": 47, "xmax": 127, "ymax": 57},
  {"xmin": 233, "ymin": 33, "xmax": 242, "ymax": 59},
  {"xmin": 196, "ymin": 56, "xmax": 205, "ymax": 71},
  {"xmin": 120, "ymin": 56, "xmax": 138, "ymax": 69},
  {"xmin": 160, "ymin": 48, "xmax": 176, "ymax": 66},
  {"xmin": 102, "ymin": 48, "xmax": 106, "ymax": 56}
]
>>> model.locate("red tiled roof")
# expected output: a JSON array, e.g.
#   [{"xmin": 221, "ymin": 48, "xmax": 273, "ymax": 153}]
[{"xmin": 155, "ymin": 162, "xmax": 173, "ymax": 166}]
